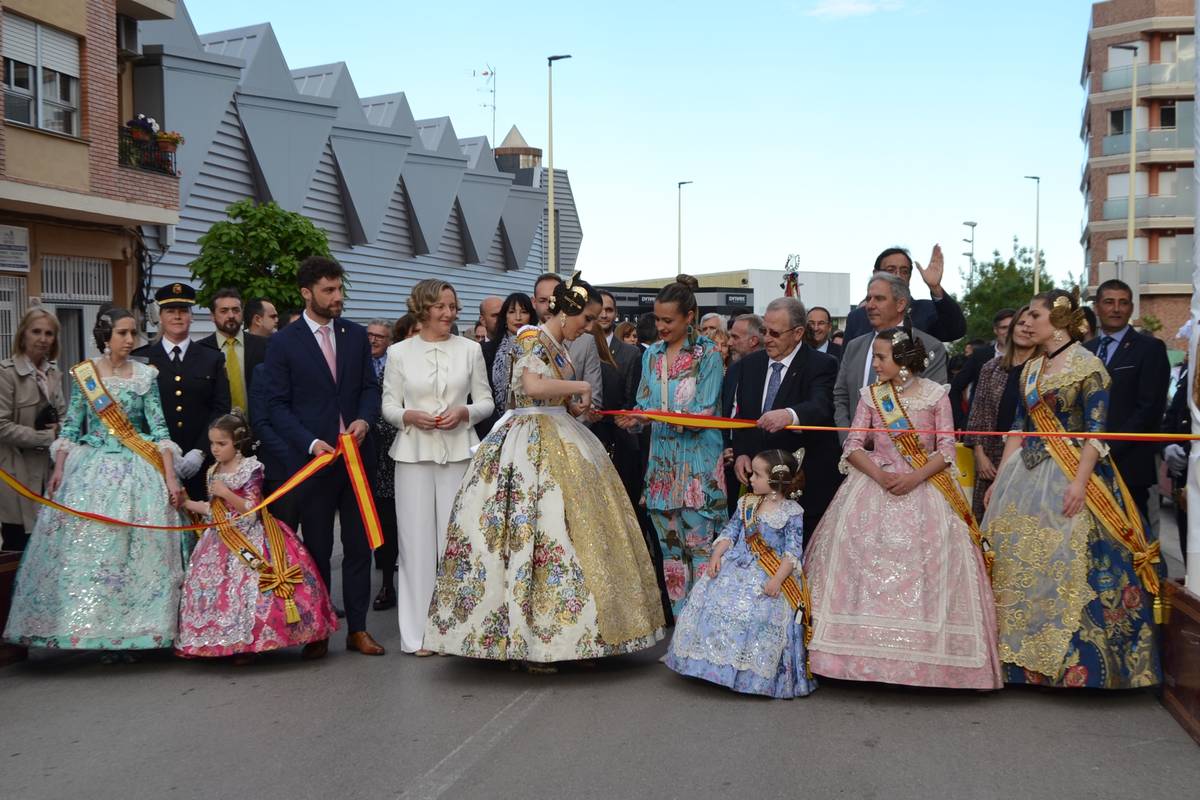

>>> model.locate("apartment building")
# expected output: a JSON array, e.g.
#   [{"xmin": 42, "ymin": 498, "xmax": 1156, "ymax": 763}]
[
  {"xmin": 1081, "ymin": 0, "xmax": 1195, "ymax": 344},
  {"xmin": 0, "ymin": 0, "xmax": 180, "ymax": 370}
]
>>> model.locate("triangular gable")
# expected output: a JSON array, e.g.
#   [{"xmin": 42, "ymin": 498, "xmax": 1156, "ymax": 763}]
[
  {"xmin": 414, "ymin": 117, "xmax": 464, "ymax": 158},
  {"xmin": 329, "ymin": 128, "xmax": 410, "ymax": 244},
  {"xmin": 293, "ymin": 62, "xmax": 368, "ymax": 128},
  {"xmin": 457, "ymin": 171, "xmax": 510, "ymax": 264},
  {"xmin": 459, "ymin": 136, "xmax": 500, "ymax": 174},
  {"xmin": 236, "ymin": 91, "xmax": 337, "ymax": 212},
  {"xmin": 360, "ymin": 92, "xmax": 417, "ymax": 136},
  {"xmin": 400, "ymin": 151, "xmax": 465, "ymax": 255},
  {"xmin": 202, "ymin": 24, "xmax": 295, "ymax": 96},
  {"xmin": 498, "ymin": 125, "xmax": 529, "ymax": 149},
  {"xmin": 500, "ymin": 185, "xmax": 545, "ymax": 271}
]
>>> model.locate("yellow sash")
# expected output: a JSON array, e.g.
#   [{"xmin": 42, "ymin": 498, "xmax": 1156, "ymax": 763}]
[
  {"xmin": 741, "ymin": 497, "xmax": 812, "ymax": 643},
  {"xmin": 210, "ymin": 497, "xmax": 302, "ymax": 624},
  {"xmin": 71, "ymin": 360, "xmax": 166, "ymax": 477},
  {"xmin": 869, "ymin": 381, "xmax": 992, "ymax": 575},
  {"xmin": 1021, "ymin": 356, "xmax": 1161, "ymax": 605}
]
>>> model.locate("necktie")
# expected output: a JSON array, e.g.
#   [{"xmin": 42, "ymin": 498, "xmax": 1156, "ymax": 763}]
[
  {"xmin": 763, "ymin": 362, "xmax": 784, "ymax": 411},
  {"xmin": 223, "ymin": 337, "xmax": 246, "ymax": 411},
  {"xmin": 1097, "ymin": 335, "xmax": 1115, "ymax": 365},
  {"xmin": 317, "ymin": 326, "xmax": 345, "ymax": 432},
  {"xmin": 171, "ymin": 345, "xmax": 181, "ymax": 365}
]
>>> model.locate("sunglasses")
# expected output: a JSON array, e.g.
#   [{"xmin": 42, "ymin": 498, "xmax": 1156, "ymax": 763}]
[{"xmin": 763, "ymin": 325, "xmax": 801, "ymax": 339}]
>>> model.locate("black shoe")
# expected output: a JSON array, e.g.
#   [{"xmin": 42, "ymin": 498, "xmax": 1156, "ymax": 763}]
[
  {"xmin": 373, "ymin": 584, "xmax": 397, "ymax": 611},
  {"xmin": 334, "ymin": 605, "xmax": 346, "ymax": 619}
]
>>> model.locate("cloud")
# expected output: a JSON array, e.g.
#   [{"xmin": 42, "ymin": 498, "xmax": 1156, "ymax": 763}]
[{"xmin": 806, "ymin": 0, "xmax": 904, "ymax": 18}]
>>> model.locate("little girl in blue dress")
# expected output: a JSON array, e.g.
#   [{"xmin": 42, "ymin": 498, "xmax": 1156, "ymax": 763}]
[{"xmin": 664, "ymin": 449, "xmax": 815, "ymax": 698}]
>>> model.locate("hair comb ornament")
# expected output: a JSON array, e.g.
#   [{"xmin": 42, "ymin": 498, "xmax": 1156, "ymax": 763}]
[
  {"xmin": 891, "ymin": 330, "xmax": 910, "ymax": 345},
  {"xmin": 770, "ymin": 464, "xmax": 789, "ymax": 477}
]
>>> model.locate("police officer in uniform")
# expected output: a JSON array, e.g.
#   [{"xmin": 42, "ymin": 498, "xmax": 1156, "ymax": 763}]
[{"xmin": 132, "ymin": 282, "xmax": 231, "ymax": 500}]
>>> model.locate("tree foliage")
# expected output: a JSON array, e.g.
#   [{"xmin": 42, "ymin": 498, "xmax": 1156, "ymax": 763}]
[
  {"xmin": 960, "ymin": 237, "xmax": 1056, "ymax": 342},
  {"xmin": 190, "ymin": 199, "xmax": 332, "ymax": 309}
]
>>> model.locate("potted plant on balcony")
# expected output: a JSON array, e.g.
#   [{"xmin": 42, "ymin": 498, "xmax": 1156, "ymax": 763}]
[
  {"xmin": 126, "ymin": 114, "xmax": 159, "ymax": 141},
  {"xmin": 156, "ymin": 130, "xmax": 185, "ymax": 153}
]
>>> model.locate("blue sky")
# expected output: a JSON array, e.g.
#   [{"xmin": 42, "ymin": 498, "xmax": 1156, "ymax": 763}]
[{"xmin": 187, "ymin": 0, "xmax": 1096, "ymax": 299}]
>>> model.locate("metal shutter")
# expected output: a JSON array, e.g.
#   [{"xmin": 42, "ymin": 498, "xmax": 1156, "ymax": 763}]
[
  {"xmin": 39, "ymin": 25, "xmax": 79, "ymax": 78},
  {"xmin": 2, "ymin": 14, "xmax": 37, "ymax": 66}
]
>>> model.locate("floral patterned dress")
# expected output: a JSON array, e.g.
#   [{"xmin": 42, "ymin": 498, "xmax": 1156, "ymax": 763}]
[
  {"xmin": 665, "ymin": 496, "xmax": 815, "ymax": 698},
  {"xmin": 4, "ymin": 361, "xmax": 189, "ymax": 650},
  {"xmin": 981, "ymin": 345, "xmax": 1161, "ymax": 689},
  {"xmin": 636, "ymin": 336, "xmax": 725, "ymax": 614},
  {"xmin": 423, "ymin": 326, "xmax": 665, "ymax": 662},
  {"xmin": 804, "ymin": 378, "xmax": 1002, "ymax": 689},
  {"xmin": 176, "ymin": 457, "xmax": 338, "ymax": 657}
]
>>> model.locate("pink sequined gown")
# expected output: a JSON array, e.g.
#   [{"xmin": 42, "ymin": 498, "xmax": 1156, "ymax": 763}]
[
  {"xmin": 176, "ymin": 457, "xmax": 338, "ymax": 657},
  {"xmin": 804, "ymin": 379, "xmax": 1001, "ymax": 689}
]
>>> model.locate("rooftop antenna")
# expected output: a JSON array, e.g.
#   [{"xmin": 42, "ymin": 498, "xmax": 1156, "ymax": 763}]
[{"xmin": 475, "ymin": 65, "xmax": 496, "ymax": 144}]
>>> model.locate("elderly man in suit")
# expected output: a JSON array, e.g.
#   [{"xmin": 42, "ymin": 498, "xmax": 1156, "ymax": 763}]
[
  {"xmin": 834, "ymin": 272, "xmax": 947, "ymax": 441},
  {"xmin": 1085, "ymin": 279, "xmax": 1170, "ymax": 523},
  {"xmin": 263, "ymin": 256, "xmax": 383, "ymax": 658},
  {"xmin": 197, "ymin": 287, "xmax": 268, "ymax": 414},
  {"xmin": 533, "ymin": 272, "xmax": 602, "ymax": 415},
  {"xmin": 132, "ymin": 282, "xmax": 230, "ymax": 501},
  {"xmin": 842, "ymin": 245, "xmax": 966, "ymax": 343},
  {"xmin": 730, "ymin": 297, "xmax": 840, "ymax": 535}
]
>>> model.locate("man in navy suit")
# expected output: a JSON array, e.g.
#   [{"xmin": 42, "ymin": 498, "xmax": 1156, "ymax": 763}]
[
  {"xmin": 263, "ymin": 256, "xmax": 384, "ymax": 658},
  {"xmin": 842, "ymin": 245, "xmax": 966, "ymax": 343},
  {"xmin": 731, "ymin": 298, "xmax": 840, "ymax": 535},
  {"xmin": 1085, "ymin": 279, "xmax": 1171, "ymax": 523}
]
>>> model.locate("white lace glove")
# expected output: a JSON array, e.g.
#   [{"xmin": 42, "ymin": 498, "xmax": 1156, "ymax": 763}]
[
  {"xmin": 1165, "ymin": 444, "xmax": 1188, "ymax": 477},
  {"xmin": 175, "ymin": 448, "xmax": 205, "ymax": 480}
]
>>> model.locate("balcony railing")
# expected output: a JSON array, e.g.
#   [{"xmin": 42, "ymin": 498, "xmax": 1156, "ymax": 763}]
[
  {"xmin": 1102, "ymin": 193, "xmax": 1194, "ymax": 221},
  {"xmin": 1101, "ymin": 58, "xmax": 1195, "ymax": 91},
  {"xmin": 118, "ymin": 127, "xmax": 178, "ymax": 177}
]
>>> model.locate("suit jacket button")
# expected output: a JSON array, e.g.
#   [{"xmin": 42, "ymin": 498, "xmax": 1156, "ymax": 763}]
[
  {"xmin": 176, "ymin": 421, "xmax": 183, "ymax": 428},
  {"xmin": 175, "ymin": 375, "xmax": 182, "ymax": 382},
  {"xmin": 175, "ymin": 390, "xmax": 183, "ymax": 397},
  {"xmin": 176, "ymin": 405, "xmax": 183, "ymax": 412}
]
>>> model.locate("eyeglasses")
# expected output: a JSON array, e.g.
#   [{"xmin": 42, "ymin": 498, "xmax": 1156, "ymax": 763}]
[
  {"xmin": 763, "ymin": 325, "xmax": 800, "ymax": 339},
  {"xmin": 366, "ymin": 333, "xmax": 390, "ymax": 341}
]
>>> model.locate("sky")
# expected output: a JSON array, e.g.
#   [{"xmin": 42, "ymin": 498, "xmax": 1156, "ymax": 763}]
[{"xmin": 186, "ymin": 0, "xmax": 1097, "ymax": 299}]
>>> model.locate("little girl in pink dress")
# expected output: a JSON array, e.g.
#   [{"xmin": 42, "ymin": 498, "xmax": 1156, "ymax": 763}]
[{"xmin": 176, "ymin": 412, "xmax": 338, "ymax": 660}]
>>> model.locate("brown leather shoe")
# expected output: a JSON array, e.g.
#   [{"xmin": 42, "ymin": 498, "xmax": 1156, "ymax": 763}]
[
  {"xmin": 301, "ymin": 638, "xmax": 328, "ymax": 660},
  {"xmin": 346, "ymin": 631, "xmax": 385, "ymax": 656}
]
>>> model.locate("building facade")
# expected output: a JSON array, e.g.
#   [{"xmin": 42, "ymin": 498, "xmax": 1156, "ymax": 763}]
[
  {"xmin": 0, "ymin": 0, "xmax": 180, "ymax": 371},
  {"xmin": 1081, "ymin": 0, "xmax": 1195, "ymax": 345},
  {"xmin": 132, "ymin": 2, "xmax": 581, "ymax": 328}
]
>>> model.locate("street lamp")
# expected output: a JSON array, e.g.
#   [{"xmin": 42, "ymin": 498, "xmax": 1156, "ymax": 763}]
[
  {"xmin": 1113, "ymin": 43, "xmax": 1141, "ymax": 265},
  {"xmin": 677, "ymin": 180, "xmax": 693, "ymax": 275},
  {"xmin": 961, "ymin": 220, "xmax": 978, "ymax": 290},
  {"xmin": 546, "ymin": 54, "xmax": 571, "ymax": 274},
  {"xmin": 1024, "ymin": 176, "xmax": 1041, "ymax": 294}
]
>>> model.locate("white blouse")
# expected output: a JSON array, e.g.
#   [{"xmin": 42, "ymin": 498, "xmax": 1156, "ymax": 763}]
[{"xmin": 381, "ymin": 335, "xmax": 494, "ymax": 464}]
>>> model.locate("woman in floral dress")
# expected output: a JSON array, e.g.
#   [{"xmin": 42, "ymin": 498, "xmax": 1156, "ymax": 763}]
[
  {"xmin": 618, "ymin": 275, "xmax": 725, "ymax": 616},
  {"xmin": 982, "ymin": 290, "xmax": 1161, "ymax": 689},
  {"xmin": 424, "ymin": 275, "xmax": 664, "ymax": 664}
]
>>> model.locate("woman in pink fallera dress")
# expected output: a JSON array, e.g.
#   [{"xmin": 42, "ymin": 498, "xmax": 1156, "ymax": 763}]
[
  {"xmin": 176, "ymin": 412, "xmax": 338, "ymax": 661},
  {"xmin": 804, "ymin": 327, "xmax": 1001, "ymax": 690}
]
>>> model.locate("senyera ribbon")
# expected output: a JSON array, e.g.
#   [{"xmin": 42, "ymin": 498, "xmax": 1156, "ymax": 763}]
[
  {"xmin": 0, "ymin": 433, "xmax": 384, "ymax": 549},
  {"xmin": 595, "ymin": 409, "xmax": 1200, "ymax": 442}
]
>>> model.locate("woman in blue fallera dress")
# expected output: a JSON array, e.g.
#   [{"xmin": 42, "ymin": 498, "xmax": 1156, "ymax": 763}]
[
  {"xmin": 665, "ymin": 449, "xmax": 815, "ymax": 698},
  {"xmin": 4, "ymin": 309, "xmax": 189, "ymax": 655}
]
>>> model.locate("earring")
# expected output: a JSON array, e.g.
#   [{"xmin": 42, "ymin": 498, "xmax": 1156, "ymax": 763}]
[
  {"xmin": 558, "ymin": 312, "xmax": 567, "ymax": 329},
  {"xmin": 1052, "ymin": 329, "xmax": 1065, "ymax": 343},
  {"xmin": 103, "ymin": 345, "xmax": 111, "ymax": 356},
  {"xmin": 897, "ymin": 366, "xmax": 910, "ymax": 384}
]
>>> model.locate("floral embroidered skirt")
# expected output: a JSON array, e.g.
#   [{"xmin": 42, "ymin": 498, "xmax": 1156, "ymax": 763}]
[
  {"xmin": 424, "ymin": 409, "xmax": 665, "ymax": 662},
  {"xmin": 983, "ymin": 456, "xmax": 1161, "ymax": 689}
]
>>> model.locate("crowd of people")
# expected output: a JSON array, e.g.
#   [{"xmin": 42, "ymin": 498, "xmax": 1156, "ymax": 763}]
[{"xmin": 0, "ymin": 244, "xmax": 1185, "ymax": 698}]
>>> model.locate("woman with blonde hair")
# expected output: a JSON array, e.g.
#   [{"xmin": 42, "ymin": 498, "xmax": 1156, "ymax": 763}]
[
  {"xmin": 382, "ymin": 280, "xmax": 493, "ymax": 655},
  {"xmin": 0, "ymin": 307, "xmax": 67, "ymax": 550}
]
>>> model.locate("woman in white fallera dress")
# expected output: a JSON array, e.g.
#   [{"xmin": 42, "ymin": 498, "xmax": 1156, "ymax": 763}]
[{"xmin": 381, "ymin": 280, "xmax": 493, "ymax": 655}]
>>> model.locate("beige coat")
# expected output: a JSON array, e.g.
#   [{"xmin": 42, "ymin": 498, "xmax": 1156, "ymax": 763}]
[{"xmin": 0, "ymin": 355, "xmax": 67, "ymax": 529}]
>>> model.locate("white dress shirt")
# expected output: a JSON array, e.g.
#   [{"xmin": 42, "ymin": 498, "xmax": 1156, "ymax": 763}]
[
  {"xmin": 161, "ymin": 335, "xmax": 191, "ymax": 359},
  {"xmin": 303, "ymin": 311, "xmax": 336, "ymax": 357},
  {"xmin": 763, "ymin": 342, "xmax": 803, "ymax": 425}
]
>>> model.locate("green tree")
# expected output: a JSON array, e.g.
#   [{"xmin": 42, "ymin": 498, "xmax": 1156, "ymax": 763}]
[
  {"xmin": 959, "ymin": 237, "xmax": 1056, "ymax": 342},
  {"xmin": 190, "ymin": 199, "xmax": 332, "ymax": 309}
]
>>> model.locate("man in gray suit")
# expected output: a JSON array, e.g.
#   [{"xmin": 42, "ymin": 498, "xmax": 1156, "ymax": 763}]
[
  {"xmin": 833, "ymin": 272, "xmax": 947, "ymax": 442},
  {"xmin": 533, "ymin": 272, "xmax": 602, "ymax": 416}
]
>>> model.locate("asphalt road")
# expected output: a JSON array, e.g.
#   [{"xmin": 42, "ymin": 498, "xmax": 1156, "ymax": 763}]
[{"xmin": 3, "ymin": 511, "xmax": 1197, "ymax": 800}]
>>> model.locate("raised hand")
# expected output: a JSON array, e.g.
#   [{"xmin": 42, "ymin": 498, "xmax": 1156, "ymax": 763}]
[{"xmin": 914, "ymin": 244, "xmax": 944, "ymax": 298}]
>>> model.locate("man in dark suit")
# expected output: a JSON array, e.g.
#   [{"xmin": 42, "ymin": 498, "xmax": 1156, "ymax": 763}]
[
  {"xmin": 722, "ymin": 313, "xmax": 765, "ymax": 515},
  {"xmin": 132, "ymin": 282, "xmax": 230, "ymax": 501},
  {"xmin": 594, "ymin": 291, "xmax": 644, "ymax": 506},
  {"xmin": 247, "ymin": 362, "xmax": 299, "ymax": 529},
  {"xmin": 263, "ymin": 256, "xmax": 384, "ymax": 658},
  {"xmin": 197, "ymin": 287, "xmax": 268, "ymax": 414},
  {"xmin": 949, "ymin": 308, "xmax": 1015, "ymax": 429},
  {"xmin": 843, "ymin": 245, "xmax": 966, "ymax": 343},
  {"xmin": 731, "ymin": 297, "xmax": 840, "ymax": 535},
  {"xmin": 805, "ymin": 306, "xmax": 842, "ymax": 360},
  {"xmin": 1085, "ymin": 279, "xmax": 1171, "ymax": 523}
]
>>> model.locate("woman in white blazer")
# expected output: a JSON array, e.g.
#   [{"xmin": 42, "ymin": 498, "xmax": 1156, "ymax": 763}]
[{"xmin": 382, "ymin": 279, "xmax": 494, "ymax": 654}]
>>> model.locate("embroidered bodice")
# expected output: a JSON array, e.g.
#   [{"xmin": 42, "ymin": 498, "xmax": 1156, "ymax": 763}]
[
  {"xmin": 716, "ymin": 495, "xmax": 805, "ymax": 569},
  {"xmin": 1012, "ymin": 345, "xmax": 1110, "ymax": 469},
  {"xmin": 841, "ymin": 377, "xmax": 957, "ymax": 475},
  {"xmin": 53, "ymin": 360, "xmax": 174, "ymax": 456},
  {"xmin": 509, "ymin": 326, "xmax": 575, "ymax": 409}
]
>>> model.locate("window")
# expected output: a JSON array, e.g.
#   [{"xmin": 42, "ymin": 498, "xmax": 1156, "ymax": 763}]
[
  {"xmin": 1109, "ymin": 42, "xmax": 1148, "ymax": 69},
  {"xmin": 1107, "ymin": 172, "xmax": 1149, "ymax": 199},
  {"xmin": 1, "ymin": 15, "xmax": 80, "ymax": 136},
  {"xmin": 1108, "ymin": 106, "xmax": 1148, "ymax": 136},
  {"xmin": 1158, "ymin": 170, "xmax": 1178, "ymax": 197},
  {"xmin": 1106, "ymin": 237, "xmax": 1149, "ymax": 262},
  {"xmin": 1160, "ymin": 101, "xmax": 1176, "ymax": 129}
]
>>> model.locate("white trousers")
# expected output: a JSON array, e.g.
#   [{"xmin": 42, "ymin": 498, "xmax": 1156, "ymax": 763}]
[{"xmin": 394, "ymin": 460, "xmax": 467, "ymax": 652}]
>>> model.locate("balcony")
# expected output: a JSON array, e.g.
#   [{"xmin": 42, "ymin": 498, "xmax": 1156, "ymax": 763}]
[
  {"xmin": 118, "ymin": 128, "xmax": 178, "ymax": 177},
  {"xmin": 1102, "ymin": 193, "xmax": 1194, "ymax": 222},
  {"xmin": 1101, "ymin": 58, "xmax": 1195, "ymax": 91},
  {"xmin": 1144, "ymin": 240, "xmax": 1195, "ymax": 284}
]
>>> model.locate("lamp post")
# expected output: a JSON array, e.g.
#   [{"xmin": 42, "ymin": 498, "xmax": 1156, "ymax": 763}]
[
  {"xmin": 545, "ymin": 54, "xmax": 571, "ymax": 274},
  {"xmin": 1024, "ymin": 176, "xmax": 1041, "ymax": 294},
  {"xmin": 1114, "ymin": 43, "xmax": 1141, "ymax": 265},
  {"xmin": 677, "ymin": 180, "xmax": 693, "ymax": 276},
  {"xmin": 962, "ymin": 220, "xmax": 977, "ymax": 289}
]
